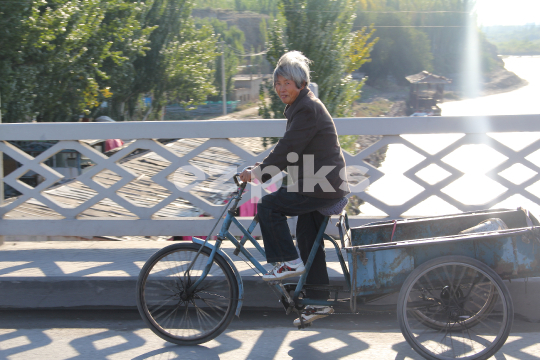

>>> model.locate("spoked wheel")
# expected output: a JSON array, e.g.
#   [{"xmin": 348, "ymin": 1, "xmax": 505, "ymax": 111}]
[
  {"xmin": 136, "ymin": 243, "xmax": 239, "ymax": 345},
  {"xmin": 398, "ymin": 256, "xmax": 513, "ymax": 360},
  {"xmin": 412, "ymin": 283, "xmax": 498, "ymax": 331}
]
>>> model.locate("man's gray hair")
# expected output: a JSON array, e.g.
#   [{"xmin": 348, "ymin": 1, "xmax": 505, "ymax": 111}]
[{"xmin": 273, "ymin": 51, "xmax": 312, "ymax": 89}]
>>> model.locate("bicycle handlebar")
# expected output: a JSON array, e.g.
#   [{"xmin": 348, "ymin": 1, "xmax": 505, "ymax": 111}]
[
  {"xmin": 233, "ymin": 173, "xmax": 242, "ymax": 186},
  {"xmin": 233, "ymin": 173, "xmax": 248, "ymax": 191}
]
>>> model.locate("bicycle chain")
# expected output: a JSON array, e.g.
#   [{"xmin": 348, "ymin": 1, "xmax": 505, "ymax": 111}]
[{"xmin": 234, "ymin": 253, "xmax": 384, "ymax": 316}]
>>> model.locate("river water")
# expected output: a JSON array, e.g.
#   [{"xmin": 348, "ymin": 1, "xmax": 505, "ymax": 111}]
[{"xmin": 360, "ymin": 56, "xmax": 540, "ymax": 217}]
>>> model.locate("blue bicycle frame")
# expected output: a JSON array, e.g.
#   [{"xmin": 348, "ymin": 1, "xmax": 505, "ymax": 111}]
[{"xmin": 187, "ymin": 175, "xmax": 352, "ymax": 310}]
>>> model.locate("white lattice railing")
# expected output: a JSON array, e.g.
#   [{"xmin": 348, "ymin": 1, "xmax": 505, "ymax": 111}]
[{"xmin": 1, "ymin": 114, "xmax": 540, "ymax": 237}]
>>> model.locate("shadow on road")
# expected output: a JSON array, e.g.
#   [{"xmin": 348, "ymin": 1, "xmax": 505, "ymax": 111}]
[{"xmin": 0, "ymin": 310, "xmax": 538, "ymax": 359}]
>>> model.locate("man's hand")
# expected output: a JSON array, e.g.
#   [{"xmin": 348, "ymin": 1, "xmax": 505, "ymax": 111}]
[
  {"xmin": 239, "ymin": 164, "xmax": 262, "ymax": 183},
  {"xmin": 239, "ymin": 168, "xmax": 252, "ymax": 183}
]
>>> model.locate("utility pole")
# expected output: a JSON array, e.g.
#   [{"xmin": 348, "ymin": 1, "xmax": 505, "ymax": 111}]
[
  {"xmin": 0, "ymin": 94, "xmax": 4, "ymax": 245},
  {"xmin": 249, "ymin": 54, "xmax": 252, "ymax": 81},
  {"xmin": 221, "ymin": 41, "xmax": 227, "ymax": 116},
  {"xmin": 0, "ymin": 94, "xmax": 3, "ymax": 206}
]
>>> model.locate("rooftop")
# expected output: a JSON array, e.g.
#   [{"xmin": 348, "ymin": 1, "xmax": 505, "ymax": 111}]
[{"xmin": 405, "ymin": 71, "xmax": 452, "ymax": 84}]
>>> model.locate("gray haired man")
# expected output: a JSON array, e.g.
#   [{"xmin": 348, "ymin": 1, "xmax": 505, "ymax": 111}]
[{"xmin": 240, "ymin": 51, "xmax": 350, "ymax": 326}]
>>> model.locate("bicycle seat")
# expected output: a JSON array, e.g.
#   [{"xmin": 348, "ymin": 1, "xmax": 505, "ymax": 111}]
[{"xmin": 318, "ymin": 197, "xmax": 348, "ymax": 216}]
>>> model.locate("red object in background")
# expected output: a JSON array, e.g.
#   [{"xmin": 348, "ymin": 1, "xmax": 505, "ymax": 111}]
[
  {"xmin": 239, "ymin": 180, "xmax": 277, "ymax": 216},
  {"xmin": 105, "ymin": 139, "xmax": 124, "ymax": 151}
]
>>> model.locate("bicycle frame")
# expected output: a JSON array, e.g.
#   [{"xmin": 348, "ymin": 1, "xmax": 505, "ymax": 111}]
[{"xmin": 187, "ymin": 176, "xmax": 352, "ymax": 311}]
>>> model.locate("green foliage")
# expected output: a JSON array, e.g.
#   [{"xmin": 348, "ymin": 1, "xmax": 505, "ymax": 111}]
[
  {"xmin": 261, "ymin": 0, "xmax": 377, "ymax": 118},
  {"xmin": 484, "ymin": 25, "xmax": 540, "ymax": 55},
  {"xmin": 157, "ymin": 24, "xmax": 218, "ymax": 113},
  {"xmin": 361, "ymin": 23, "xmax": 433, "ymax": 85},
  {"xmin": 106, "ymin": 0, "xmax": 218, "ymax": 121},
  {"xmin": 194, "ymin": 0, "xmax": 279, "ymax": 16},
  {"xmin": 0, "ymin": 0, "xmax": 218, "ymax": 123},
  {"xmin": 258, "ymin": 76, "xmax": 283, "ymax": 119},
  {"xmin": 259, "ymin": 18, "xmax": 268, "ymax": 45},
  {"xmin": 244, "ymin": 45, "xmax": 267, "ymax": 75},
  {"xmin": 259, "ymin": 81, "xmax": 279, "ymax": 147},
  {"xmin": 338, "ymin": 135, "xmax": 359, "ymax": 155},
  {"xmin": 0, "ymin": 0, "xmax": 154, "ymax": 122},
  {"xmin": 196, "ymin": 18, "xmax": 245, "ymax": 101},
  {"xmin": 478, "ymin": 30, "xmax": 504, "ymax": 72},
  {"xmin": 355, "ymin": 1, "xmax": 445, "ymax": 84},
  {"xmin": 258, "ymin": 82, "xmax": 271, "ymax": 119},
  {"xmin": 355, "ymin": 0, "xmax": 503, "ymax": 84},
  {"xmin": 193, "ymin": 0, "xmax": 234, "ymax": 9},
  {"xmin": 494, "ymin": 40, "xmax": 540, "ymax": 55},
  {"xmin": 483, "ymin": 24, "xmax": 540, "ymax": 43},
  {"xmin": 259, "ymin": 84, "xmax": 280, "ymax": 148},
  {"xmin": 346, "ymin": 26, "xmax": 378, "ymax": 73}
]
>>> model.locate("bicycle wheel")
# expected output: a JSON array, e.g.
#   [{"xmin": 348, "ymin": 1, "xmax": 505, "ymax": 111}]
[
  {"xmin": 397, "ymin": 256, "xmax": 513, "ymax": 360},
  {"xmin": 136, "ymin": 242, "xmax": 239, "ymax": 345},
  {"xmin": 412, "ymin": 283, "xmax": 498, "ymax": 331}
]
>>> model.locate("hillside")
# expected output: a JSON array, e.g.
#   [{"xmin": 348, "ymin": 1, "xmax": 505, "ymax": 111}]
[
  {"xmin": 192, "ymin": 9, "xmax": 268, "ymax": 51},
  {"xmin": 483, "ymin": 25, "xmax": 540, "ymax": 55}
]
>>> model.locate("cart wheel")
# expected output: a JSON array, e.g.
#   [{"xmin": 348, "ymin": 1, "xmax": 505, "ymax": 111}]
[
  {"xmin": 397, "ymin": 256, "xmax": 513, "ymax": 360},
  {"xmin": 136, "ymin": 243, "xmax": 239, "ymax": 345},
  {"xmin": 412, "ymin": 283, "xmax": 498, "ymax": 332}
]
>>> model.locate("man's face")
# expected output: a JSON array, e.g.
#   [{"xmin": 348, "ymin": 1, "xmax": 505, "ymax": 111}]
[{"xmin": 275, "ymin": 75, "xmax": 304, "ymax": 105}]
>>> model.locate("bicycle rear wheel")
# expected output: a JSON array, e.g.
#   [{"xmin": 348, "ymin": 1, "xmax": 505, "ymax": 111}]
[
  {"xmin": 136, "ymin": 243, "xmax": 239, "ymax": 345},
  {"xmin": 398, "ymin": 256, "xmax": 513, "ymax": 360}
]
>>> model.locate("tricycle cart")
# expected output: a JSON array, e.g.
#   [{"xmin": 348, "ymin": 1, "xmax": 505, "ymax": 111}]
[
  {"xmin": 136, "ymin": 176, "xmax": 540, "ymax": 360},
  {"xmin": 343, "ymin": 207, "xmax": 540, "ymax": 360}
]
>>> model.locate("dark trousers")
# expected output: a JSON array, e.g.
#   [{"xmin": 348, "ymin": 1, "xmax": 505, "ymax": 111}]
[{"xmin": 257, "ymin": 188, "xmax": 341, "ymax": 299}]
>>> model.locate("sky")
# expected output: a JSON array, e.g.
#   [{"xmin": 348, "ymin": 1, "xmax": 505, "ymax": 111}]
[{"xmin": 475, "ymin": 0, "xmax": 540, "ymax": 26}]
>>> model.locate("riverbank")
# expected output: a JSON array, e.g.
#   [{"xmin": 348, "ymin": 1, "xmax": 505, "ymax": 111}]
[
  {"xmin": 477, "ymin": 66, "xmax": 528, "ymax": 97},
  {"xmin": 440, "ymin": 56, "xmax": 540, "ymax": 116},
  {"xmin": 358, "ymin": 63, "xmax": 528, "ymax": 106}
]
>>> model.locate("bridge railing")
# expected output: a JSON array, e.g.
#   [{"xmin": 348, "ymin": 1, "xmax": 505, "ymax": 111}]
[{"xmin": 1, "ymin": 114, "xmax": 540, "ymax": 237}]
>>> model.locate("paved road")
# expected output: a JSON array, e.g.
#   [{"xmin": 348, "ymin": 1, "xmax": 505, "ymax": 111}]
[{"xmin": 0, "ymin": 310, "xmax": 538, "ymax": 360}]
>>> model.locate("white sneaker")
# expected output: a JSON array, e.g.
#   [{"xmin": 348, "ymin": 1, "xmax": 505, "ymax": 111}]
[
  {"xmin": 293, "ymin": 306, "xmax": 334, "ymax": 327},
  {"xmin": 262, "ymin": 261, "xmax": 305, "ymax": 281}
]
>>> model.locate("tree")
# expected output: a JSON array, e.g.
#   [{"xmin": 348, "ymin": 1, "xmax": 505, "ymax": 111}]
[
  {"xmin": 354, "ymin": 0, "xmax": 502, "ymax": 83},
  {"xmin": 354, "ymin": 3, "xmax": 433, "ymax": 85},
  {"xmin": 259, "ymin": 18, "xmax": 268, "ymax": 49},
  {"xmin": 0, "ymin": 0, "xmax": 218, "ymax": 123},
  {"xmin": 104, "ymin": 0, "xmax": 218, "ymax": 121},
  {"xmin": 261, "ymin": 0, "xmax": 377, "ymax": 118},
  {"xmin": 0, "ymin": 0, "xmax": 153, "ymax": 122},
  {"xmin": 360, "ymin": 20, "xmax": 433, "ymax": 85},
  {"xmin": 193, "ymin": 0, "xmax": 279, "ymax": 16},
  {"xmin": 197, "ymin": 18, "xmax": 245, "ymax": 101}
]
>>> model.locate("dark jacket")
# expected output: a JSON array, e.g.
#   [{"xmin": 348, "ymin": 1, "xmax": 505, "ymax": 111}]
[{"xmin": 256, "ymin": 88, "xmax": 350, "ymax": 199}]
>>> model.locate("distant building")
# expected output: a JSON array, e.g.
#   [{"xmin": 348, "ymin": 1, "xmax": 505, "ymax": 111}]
[
  {"xmin": 233, "ymin": 74, "xmax": 265, "ymax": 104},
  {"xmin": 405, "ymin": 71, "xmax": 452, "ymax": 116}
]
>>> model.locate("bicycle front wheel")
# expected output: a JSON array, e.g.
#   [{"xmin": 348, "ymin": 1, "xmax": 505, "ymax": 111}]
[{"xmin": 136, "ymin": 242, "xmax": 239, "ymax": 345}]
